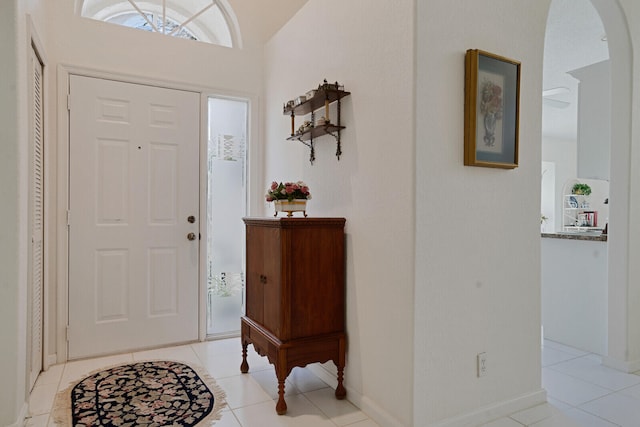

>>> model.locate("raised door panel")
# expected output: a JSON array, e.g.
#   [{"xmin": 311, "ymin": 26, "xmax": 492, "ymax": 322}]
[
  {"xmin": 261, "ymin": 227, "xmax": 282, "ymax": 338},
  {"xmin": 245, "ymin": 225, "xmax": 265, "ymax": 325},
  {"xmin": 290, "ymin": 224, "xmax": 345, "ymax": 339}
]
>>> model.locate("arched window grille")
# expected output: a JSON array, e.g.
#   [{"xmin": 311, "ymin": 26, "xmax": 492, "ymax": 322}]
[{"xmin": 78, "ymin": 0, "xmax": 241, "ymax": 48}]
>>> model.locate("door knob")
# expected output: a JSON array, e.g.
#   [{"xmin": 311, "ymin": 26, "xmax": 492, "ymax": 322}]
[
  {"xmin": 188, "ymin": 215, "xmax": 196, "ymax": 223},
  {"xmin": 187, "ymin": 232, "xmax": 196, "ymax": 241}
]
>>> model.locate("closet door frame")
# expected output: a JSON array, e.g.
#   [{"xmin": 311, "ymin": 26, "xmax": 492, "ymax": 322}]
[{"xmin": 26, "ymin": 17, "xmax": 50, "ymax": 390}]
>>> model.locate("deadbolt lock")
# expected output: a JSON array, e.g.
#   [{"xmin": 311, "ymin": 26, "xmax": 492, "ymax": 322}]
[{"xmin": 188, "ymin": 215, "xmax": 196, "ymax": 223}]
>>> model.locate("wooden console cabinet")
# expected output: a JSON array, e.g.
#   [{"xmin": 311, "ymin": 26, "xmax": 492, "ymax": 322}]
[{"xmin": 240, "ymin": 217, "xmax": 346, "ymax": 415}]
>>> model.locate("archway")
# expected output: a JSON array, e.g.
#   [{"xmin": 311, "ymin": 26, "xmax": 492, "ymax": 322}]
[
  {"xmin": 589, "ymin": 0, "xmax": 634, "ymax": 372},
  {"xmin": 541, "ymin": 0, "xmax": 610, "ymax": 356},
  {"xmin": 542, "ymin": 0, "xmax": 633, "ymax": 370}
]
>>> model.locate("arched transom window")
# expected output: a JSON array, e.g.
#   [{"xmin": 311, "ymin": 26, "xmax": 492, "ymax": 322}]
[{"xmin": 79, "ymin": 0, "xmax": 241, "ymax": 48}]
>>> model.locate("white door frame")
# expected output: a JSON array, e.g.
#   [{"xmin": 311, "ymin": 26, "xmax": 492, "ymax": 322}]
[{"xmin": 55, "ymin": 65, "xmax": 261, "ymax": 362}]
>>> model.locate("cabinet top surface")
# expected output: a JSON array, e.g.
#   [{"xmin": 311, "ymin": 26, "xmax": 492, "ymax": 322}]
[{"xmin": 243, "ymin": 217, "xmax": 346, "ymax": 227}]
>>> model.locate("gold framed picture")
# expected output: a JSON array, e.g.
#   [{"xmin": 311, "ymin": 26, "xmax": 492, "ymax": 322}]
[{"xmin": 464, "ymin": 49, "xmax": 521, "ymax": 169}]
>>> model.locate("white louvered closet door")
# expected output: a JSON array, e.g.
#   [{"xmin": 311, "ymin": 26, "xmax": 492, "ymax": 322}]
[{"xmin": 28, "ymin": 44, "xmax": 44, "ymax": 390}]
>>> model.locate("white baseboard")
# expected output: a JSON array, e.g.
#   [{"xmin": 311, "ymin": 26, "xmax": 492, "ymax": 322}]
[
  {"xmin": 602, "ymin": 355, "xmax": 640, "ymax": 373},
  {"xmin": 428, "ymin": 389, "xmax": 547, "ymax": 427},
  {"xmin": 8, "ymin": 402, "xmax": 28, "ymax": 427},
  {"xmin": 306, "ymin": 364, "xmax": 406, "ymax": 427},
  {"xmin": 46, "ymin": 353, "xmax": 58, "ymax": 368},
  {"xmin": 308, "ymin": 363, "xmax": 546, "ymax": 427}
]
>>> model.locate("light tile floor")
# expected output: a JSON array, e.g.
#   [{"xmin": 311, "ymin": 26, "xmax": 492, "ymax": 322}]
[
  {"xmin": 483, "ymin": 339, "xmax": 640, "ymax": 427},
  {"xmin": 24, "ymin": 338, "xmax": 640, "ymax": 427},
  {"xmin": 25, "ymin": 338, "xmax": 376, "ymax": 427}
]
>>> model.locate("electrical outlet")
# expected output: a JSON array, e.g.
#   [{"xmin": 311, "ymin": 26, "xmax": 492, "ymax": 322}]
[{"xmin": 477, "ymin": 352, "xmax": 487, "ymax": 377}]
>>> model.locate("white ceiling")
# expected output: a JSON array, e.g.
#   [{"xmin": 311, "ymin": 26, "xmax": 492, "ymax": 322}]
[{"xmin": 542, "ymin": 0, "xmax": 609, "ymax": 140}]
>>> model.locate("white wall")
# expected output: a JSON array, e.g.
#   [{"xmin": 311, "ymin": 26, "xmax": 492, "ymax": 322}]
[
  {"xmin": 0, "ymin": 3, "xmax": 25, "ymax": 424},
  {"xmin": 266, "ymin": 0, "xmax": 551, "ymax": 425},
  {"xmin": 611, "ymin": 0, "xmax": 640, "ymax": 371},
  {"xmin": 541, "ymin": 162, "xmax": 556, "ymax": 232},
  {"xmin": 264, "ymin": 2, "xmax": 415, "ymax": 426},
  {"xmin": 586, "ymin": 0, "xmax": 637, "ymax": 373},
  {"xmin": 570, "ymin": 60, "xmax": 611, "ymax": 181},
  {"xmin": 542, "ymin": 136, "xmax": 577, "ymax": 231},
  {"xmin": 415, "ymin": 1, "xmax": 550, "ymax": 425}
]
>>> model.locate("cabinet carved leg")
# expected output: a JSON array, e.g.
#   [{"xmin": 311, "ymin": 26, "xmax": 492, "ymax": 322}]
[
  {"xmin": 240, "ymin": 341, "xmax": 249, "ymax": 373},
  {"xmin": 335, "ymin": 365, "xmax": 346, "ymax": 400},
  {"xmin": 276, "ymin": 376, "xmax": 287, "ymax": 415}
]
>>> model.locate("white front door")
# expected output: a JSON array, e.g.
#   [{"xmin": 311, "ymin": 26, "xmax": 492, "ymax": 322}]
[{"xmin": 68, "ymin": 75, "xmax": 200, "ymax": 359}]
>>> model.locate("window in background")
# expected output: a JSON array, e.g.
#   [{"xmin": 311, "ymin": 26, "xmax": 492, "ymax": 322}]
[{"xmin": 80, "ymin": 0, "xmax": 238, "ymax": 47}]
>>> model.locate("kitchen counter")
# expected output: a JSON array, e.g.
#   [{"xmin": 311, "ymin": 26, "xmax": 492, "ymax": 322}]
[
  {"xmin": 541, "ymin": 232, "xmax": 607, "ymax": 355},
  {"xmin": 541, "ymin": 232, "xmax": 607, "ymax": 242}
]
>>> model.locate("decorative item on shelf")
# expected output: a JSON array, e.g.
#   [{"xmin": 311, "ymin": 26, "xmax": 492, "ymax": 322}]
[
  {"xmin": 320, "ymin": 80, "xmax": 344, "ymax": 91},
  {"xmin": 297, "ymin": 120, "xmax": 314, "ymax": 135},
  {"xmin": 568, "ymin": 196, "xmax": 579, "ymax": 208},
  {"xmin": 295, "ymin": 95, "xmax": 306, "ymax": 105},
  {"xmin": 305, "ymin": 89, "xmax": 317, "ymax": 99},
  {"xmin": 315, "ymin": 116, "xmax": 329, "ymax": 127},
  {"xmin": 265, "ymin": 181, "xmax": 311, "ymax": 217},
  {"xmin": 571, "ymin": 183, "xmax": 592, "ymax": 195}
]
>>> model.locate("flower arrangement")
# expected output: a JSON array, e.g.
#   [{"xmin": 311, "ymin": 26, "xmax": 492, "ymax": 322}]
[
  {"xmin": 480, "ymin": 79, "xmax": 503, "ymax": 118},
  {"xmin": 265, "ymin": 181, "xmax": 312, "ymax": 202}
]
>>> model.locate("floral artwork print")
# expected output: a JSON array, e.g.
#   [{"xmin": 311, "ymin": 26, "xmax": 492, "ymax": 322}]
[
  {"xmin": 479, "ymin": 79, "xmax": 503, "ymax": 147},
  {"xmin": 71, "ymin": 361, "xmax": 214, "ymax": 426}
]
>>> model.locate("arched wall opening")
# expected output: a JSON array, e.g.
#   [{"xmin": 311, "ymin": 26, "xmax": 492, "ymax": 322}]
[
  {"xmin": 542, "ymin": 0, "xmax": 633, "ymax": 369},
  {"xmin": 541, "ymin": 0, "xmax": 610, "ymax": 357},
  {"xmin": 588, "ymin": 0, "xmax": 634, "ymax": 371}
]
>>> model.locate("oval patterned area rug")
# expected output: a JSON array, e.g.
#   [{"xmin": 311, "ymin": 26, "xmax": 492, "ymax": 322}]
[{"xmin": 53, "ymin": 360, "xmax": 226, "ymax": 426}]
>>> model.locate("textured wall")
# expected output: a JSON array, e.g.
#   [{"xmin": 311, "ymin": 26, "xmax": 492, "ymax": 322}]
[
  {"xmin": 415, "ymin": 1, "xmax": 551, "ymax": 424},
  {"xmin": 264, "ymin": 2, "xmax": 415, "ymax": 426}
]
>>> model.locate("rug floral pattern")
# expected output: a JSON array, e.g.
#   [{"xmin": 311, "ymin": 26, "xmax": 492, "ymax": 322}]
[{"xmin": 70, "ymin": 360, "xmax": 214, "ymax": 426}]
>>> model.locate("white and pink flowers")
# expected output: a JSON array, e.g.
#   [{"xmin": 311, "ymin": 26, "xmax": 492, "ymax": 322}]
[{"xmin": 265, "ymin": 181, "xmax": 312, "ymax": 202}]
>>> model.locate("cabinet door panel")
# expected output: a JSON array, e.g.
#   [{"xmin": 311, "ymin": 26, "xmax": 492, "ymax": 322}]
[
  {"xmin": 261, "ymin": 227, "xmax": 282, "ymax": 337},
  {"xmin": 245, "ymin": 226, "xmax": 265, "ymax": 324},
  {"xmin": 289, "ymin": 226, "xmax": 345, "ymax": 338}
]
